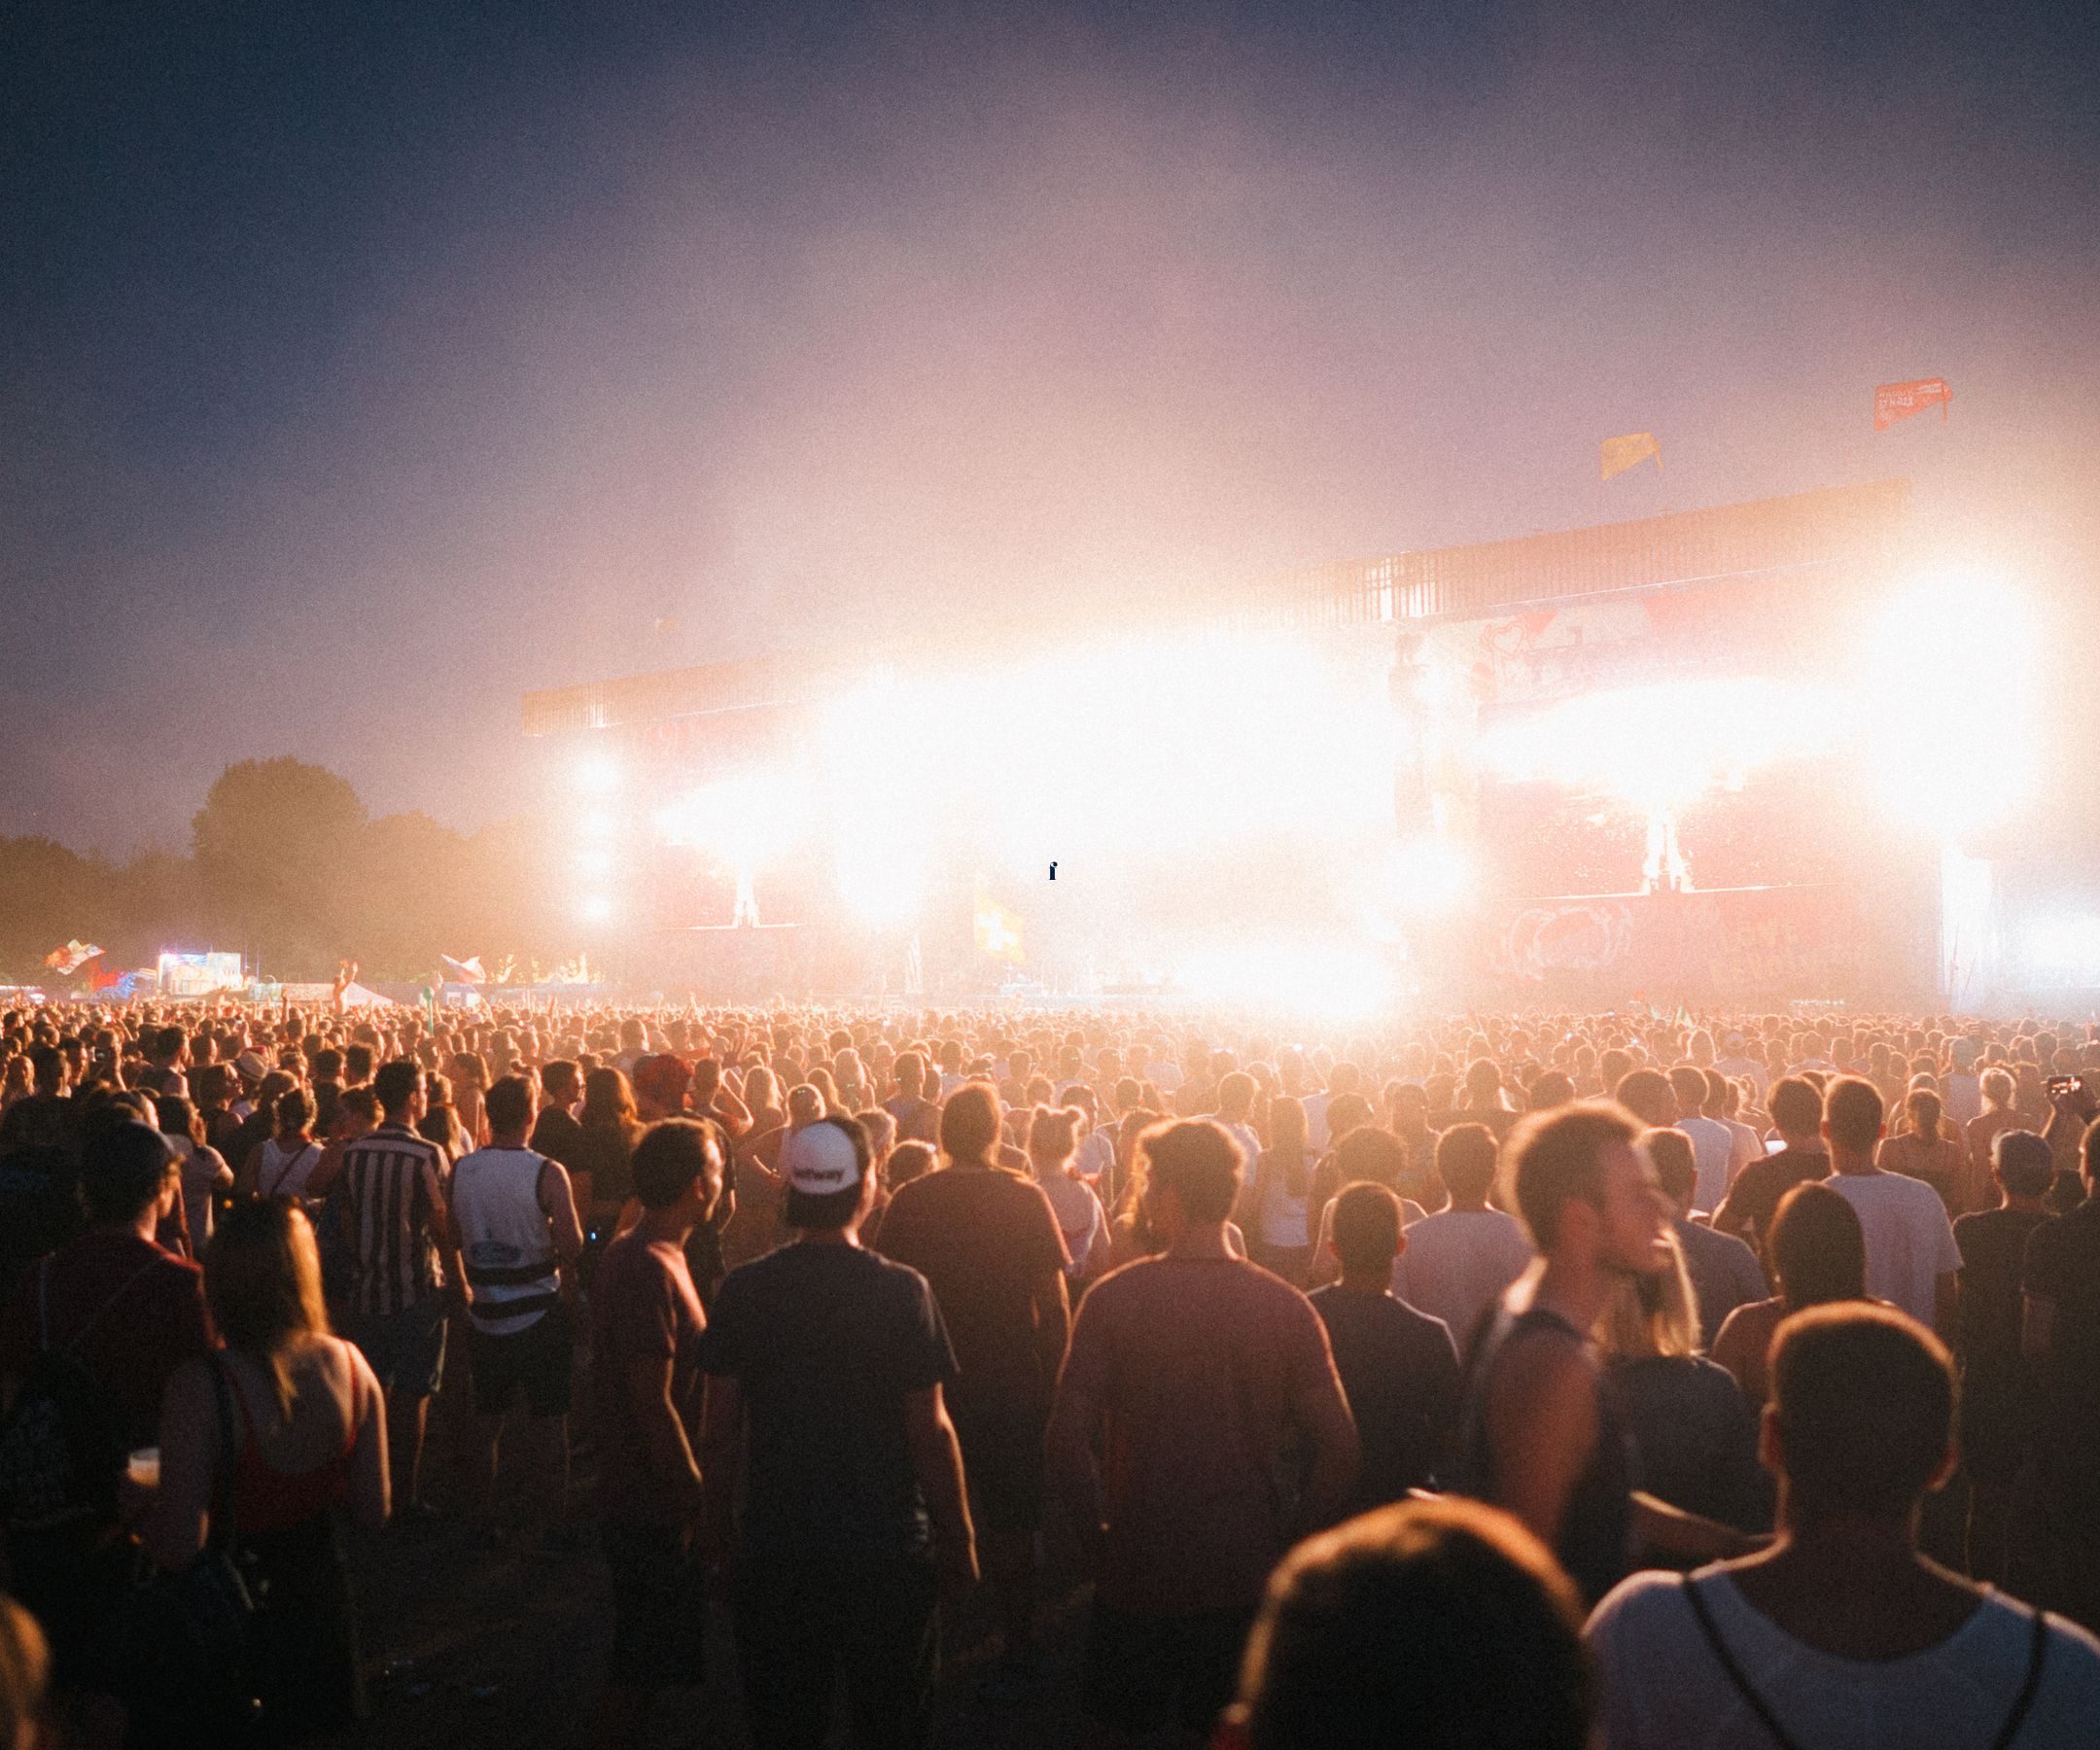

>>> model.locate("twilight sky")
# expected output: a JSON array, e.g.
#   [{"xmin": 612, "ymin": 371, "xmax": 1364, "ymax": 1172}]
[{"xmin": 5, "ymin": 0, "xmax": 2097, "ymax": 856}]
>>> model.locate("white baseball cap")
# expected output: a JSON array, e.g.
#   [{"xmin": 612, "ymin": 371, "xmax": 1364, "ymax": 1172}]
[{"xmin": 781, "ymin": 1122, "xmax": 864, "ymax": 1196}]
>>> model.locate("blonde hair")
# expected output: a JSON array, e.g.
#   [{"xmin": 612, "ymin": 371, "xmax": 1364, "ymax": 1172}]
[
  {"xmin": 204, "ymin": 1200, "xmax": 331, "ymax": 1421},
  {"xmin": 1594, "ymin": 1227, "xmax": 1699, "ymax": 1361}
]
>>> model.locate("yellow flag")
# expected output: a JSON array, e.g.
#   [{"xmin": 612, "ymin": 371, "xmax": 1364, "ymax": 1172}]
[
  {"xmin": 1601, "ymin": 433, "xmax": 1661, "ymax": 481},
  {"xmin": 974, "ymin": 891, "xmax": 1025, "ymax": 963}
]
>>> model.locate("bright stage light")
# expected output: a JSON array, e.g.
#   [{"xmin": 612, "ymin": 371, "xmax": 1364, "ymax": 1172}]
[
  {"xmin": 578, "ymin": 893, "xmax": 614, "ymax": 926},
  {"xmin": 579, "ymin": 808, "xmax": 617, "ymax": 842},
  {"xmin": 654, "ymin": 774, "xmax": 804, "ymax": 873},
  {"xmin": 1386, "ymin": 835, "xmax": 1472, "ymax": 915},
  {"xmin": 576, "ymin": 847, "xmax": 613, "ymax": 879},
  {"xmin": 575, "ymin": 751, "xmax": 623, "ymax": 794},
  {"xmin": 1176, "ymin": 941, "xmax": 1396, "ymax": 1019},
  {"xmin": 1857, "ymin": 569, "xmax": 2038, "ymax": 840}
]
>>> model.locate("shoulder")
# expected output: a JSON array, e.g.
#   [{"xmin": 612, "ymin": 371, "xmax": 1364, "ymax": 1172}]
[{"xmin": 1586, "ymin": 1567, "xmax": 1698, "ymax": 1646}]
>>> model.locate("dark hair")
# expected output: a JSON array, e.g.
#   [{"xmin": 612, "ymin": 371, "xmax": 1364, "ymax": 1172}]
[
  {"xmin": 1770, "ymin": 1304, "xmax": 1954, "ymax": 1520},
  {"xmin": 1506, "ymin": 1102, "xmax": 1640, "ymax": 1252},
  {"xmin": 1139, "ymin": 1119, "xmax": 1242, "ymax": 1225},
  {"xmin": 1666, "ymin": 1065, "xmax": 1710, "ymax": 1117},
  {"xmin": 82, "ymin": 1120, "xmax": 175, "ymax": 1223},
  {"xmin": 1237, "ymin": 1497, "xmax": 1592, "ymax": 1750},
  {"xmin": 1330, "ymin": 1182, "xmax": 1403, "ymax": 1276},
  {"xmin": 541, "ymin": 1059, "xmax": 581, "ymax": 1102},
  {"xmin": 581, "ymin": 1066, "xmax": 639, "ymax": 1131},
  {"xmin": 1823, "ymin": 1077, "xmax": 1883, "ymax": 1154},
  {"xmin": 1332, "ymin": 1126, "xmax": 1408, "ymax": 1190},
  {"xmin": 371, "ymin": 1059, "xmax": 423, "ymax": 1117},
  {"xmin": 938, "ymin": 1082, "xmax": 1001, "ymax": 1164},
  {"xmin": 629, "ymin": 1118, "xmax": 723, "ymax": 1211},
  {"xmin": 484, "ymin": 1073, "xmax": 534, "ymax": 1135},
  {"xmin": 1641, "ymin": 1127, "xmax": 1698, "ymax": 1205},
  {"xmin": 1612, "ymin": 1069, "xmax": 1673, "ymax": 1127},
  {"xmin": 784, "ymin": 1115, "xmax": 872, "ymax": 1231},
  {"xmin": 886, "ymin": 1138, "xmax": 935, "ymax": 1191},
  {"xmin": 1990, "ymin": 1129, "xmax": 2052, "ymax": 1199},
  {"xmin": 272, "ymin": 1086, "xmax": 314, "ymax": 1135},
  {"xmin": 1526, "ymin": 1070, "xmax": 1574, "ymax": 1112},
  {"xmin": 1769, "ymin": 1181, "xmax": 1866, "ymax": 1309},
  {"xmin": 1436, "ymin": 1123, "xmax": 1499, "ymax": 1203},
  {"xmin": 1768, "ymin": 1075, "xmax": 1822, "ymax": 1137}
]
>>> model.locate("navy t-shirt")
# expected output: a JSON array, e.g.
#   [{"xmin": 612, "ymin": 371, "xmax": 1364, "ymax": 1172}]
[
  {"xmin": 699, "ymin": 1242, "xmax": 956, "ymax": 1565},
  {"xmin": 1308, "ymin": 1283, "xmax": 1461, "ymax": 1506}
]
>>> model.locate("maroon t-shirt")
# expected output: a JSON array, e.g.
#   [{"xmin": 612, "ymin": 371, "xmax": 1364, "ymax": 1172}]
[
  {"xmin": 875, "ymin": 1163, "xmax": 1069, "ymax": 1422},
  {"xmin": 0, "ymin": 1230, "xmax": 215, "ymax": 1450},
  {"xmin": 590, "ymin": 1232, "xmax": 707, "ymax": 1528}
]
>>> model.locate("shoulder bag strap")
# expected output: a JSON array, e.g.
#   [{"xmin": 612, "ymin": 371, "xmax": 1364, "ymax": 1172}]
[
  {"xmin": 1680, "ymin": 1574, "xmax": 1803, "ymax": 1750},
  {"xmin": 1988, "ymin": 1605, "xmax": 2051, "ymax": 1750},
  {"xmin": 204, "ymin": 1356, "xmax": 241, "ymax": 1555}
]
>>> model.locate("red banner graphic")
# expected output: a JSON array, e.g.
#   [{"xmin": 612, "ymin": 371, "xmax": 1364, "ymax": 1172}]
[{"xmin": 1873, "ymin": 377, "xmax": 1951, "ymax": 432}]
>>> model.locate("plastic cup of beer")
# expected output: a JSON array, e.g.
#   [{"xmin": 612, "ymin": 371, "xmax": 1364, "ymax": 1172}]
[{"xmin": 126, "ymin": 1447, "xmax": 160, "ymax": 1489}]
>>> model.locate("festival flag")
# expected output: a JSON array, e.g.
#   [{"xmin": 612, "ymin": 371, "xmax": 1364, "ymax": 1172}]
[
  {"xmin": 440, "ymin": 954, "xmax": 487, "ymax": 985},
  {"xmin": 44, "ymin": 940, "xmax": 104, "ymax": 975},
  {"xmin": 1873, "ymin": 377, "xmax": 1951, "ymax": 432},
  {"xmin": 1600, "ymin": 433, "xmax": 1662, "ymax": 481},
  {"xmin": 973, "ymin": 889, "xmax": 1025, "ymax": 963}
]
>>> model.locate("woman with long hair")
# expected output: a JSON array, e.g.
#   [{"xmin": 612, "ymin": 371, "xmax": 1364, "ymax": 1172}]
[
  {"xmin": 448, "ymin": 1051, "xmax": 490, "ymax": 1148},
  {"xmin": 573, "ymin": 1066, "xmax": 645, "ymax": 1242},
  {"xmin": 144, "ymin": 1201, "xmax": 388, "ymax": 1743},
  {"xmin": 1243, "ymin": 1095, "xmax": 1313, "ymax": 1284},
  {"xmin": 1710, "ymin": 1181, "xmax": 1868, "ymax": 1410},
  {"xmin": 1594, "ymin": 1231, "xmax": 1770, "ymax": 1537},
  {"xmin": 415, "ymin": 1072, "xmax": 470, "ymax": 1165},
  {"xmin": 1029, "ymin": 1105, "xmax": 1110, "ymax": 1288}
]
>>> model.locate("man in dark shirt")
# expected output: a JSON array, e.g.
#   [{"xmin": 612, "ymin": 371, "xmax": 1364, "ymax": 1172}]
[
  {"xmin": 1309, "ymin": 1183, "xmax": 1460, "ymax": 1507},
  {"xmin": 701, "ymin": 1117, "xmax": 975, "ymax": 1750},
  {"xmin": 2020, "ymin": 1116, "xmax": 2100, "ymax": 1628},
  {"xmin": 1953, "ymin": 1129, "xmax": 2052, "ymax": 1583},
  {"xmin": 1713, "ymin": 1075, "xmax": 1829, "ymax": 1256},
  {"xmin": 528, "ymin": 1059, "xmax": 587, "ymax": 1176},
  {"xmin": 875, "ymin": 1083, "xmax": 1068, "ymax": 1682}
]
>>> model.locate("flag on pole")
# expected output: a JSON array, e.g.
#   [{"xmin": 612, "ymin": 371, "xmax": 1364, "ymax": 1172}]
[
  {"xmin": 973, "ymin": 888, "xmax": 1025, "ymax": 963},
  {"xmin": 1873, "ymin": 377, "xmax": 1951, "ymax": 431},
  {"xmin": 440, "ymin": 954, "xmax": 487, "ymax": 986},
  {"xmin": 44, "ymin": 940, "xmax": 104, "ymax": 975},
  {"xmin": 1601, "ymin": 433, "xmax": 1662, "ymax": 481}
]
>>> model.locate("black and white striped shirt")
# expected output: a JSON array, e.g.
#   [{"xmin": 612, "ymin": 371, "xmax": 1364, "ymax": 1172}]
[{"xmin": 340, "ymin": 1123, "xmax": 448, "ymax": 1318}]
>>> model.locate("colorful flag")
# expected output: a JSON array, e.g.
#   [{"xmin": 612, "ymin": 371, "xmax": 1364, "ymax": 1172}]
[
  {"xmin": 1873, "ymin": 377, "xmax": 1951, "ymax": 432},
  {"xmin": 44, "ymin": 940, "xmax": 103, "ymax": 975},
  {"xmin": 1601, "ymin": 433, "xmax": 1662, "ymax": 481},
  {"xmin": 973, "ymin": 889, "xmax": 1025, "ymax": 963},
  {"xmin": 440, "ymin": 954, "xmax": 487, "ymax": 985}
]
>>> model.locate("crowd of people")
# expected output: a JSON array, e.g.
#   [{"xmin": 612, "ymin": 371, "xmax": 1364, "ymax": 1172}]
[{"xmin": 3, "ymin": 996, "xmax": 2100, "ymax": 1745}]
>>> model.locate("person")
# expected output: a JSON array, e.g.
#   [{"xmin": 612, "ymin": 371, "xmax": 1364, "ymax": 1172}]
[
  {"xmin": 1029, "ymin": 1105, "xmax": 1112, "ymax": 1287},
  {"xmin": 1952, "ymin": 1129, "xmax": 2053, "ymax": 1585},
  {"xmin": 1965, "ymin": 1067, "xmax": 2024, "ymax": 1215},
  {"xmin": 882, "ymin": 1051, "xmax": 940, "ymax": 1145},
  {"xmin": 156, "ymin": 1094, "xmax": 232, "ymax": 1254},
  {"xmin": 700, "ymin": 1118, "xmax": 977, "ymax": 1750},
  {"xmin": 1586, "ymin": 1304, "xmax": 2100, "ymax": 1748},
  {"xmin": 1453, "ymin": 1102, "xmax": 1745, "ymax": 1608},
  {"xmin": 241, "ymin": 1086, "xmax": 322, "ymax": 1203},
  {"xmin": 1592, "ymin": 1229, "xmax": 1770, "ymax": 1536},
  {"xmin": 1667, "ymin": 1066, "xmax": 1734, "ymax": 1215},
  {"xmin": 1305, "ymin": 1128, "xmax": 1428, "ymax": 1287},
  {"xmin": 0, "ymin": 1593, "xmax": 48, "ymax": 1750},
  {"xmin": 449, "ymin": 1073, "xmax": 583, "ymax": 1547},
  {"xmin": 141, "ymin": 1200, "xmax": 389, "ymax": 1744},
  {"xmin": 1821, "ymin": 1077, "xmax": 1960, "ymax": 1337},
  {"xmin": 1642, "ymin": 1127, "xmax": 1767, "ymax": 1350},
  {"xmin": 335, "ymin": 1060, "xmax": 454, "ymax": 1521},
  {"xmin": 1215, "ymin": 1496, "xmax": 1593, "ymax": 1750},
  {"xmin": 585, "ymin": 1120, "xmax": 722, "ymax": 1749},
  {"xmin": 0, "ymin": 1092, "xmax": 81, "ymax": 1307},
  {"xmin": 527, "ymin": 1059, "xmax": 588, "ymax": 1218},
  {"xmin": 1711, "ymin": 1181, "xmax": 1869, "ymax": 1412},
  {"xmin": 2018, "ymin": 1113, "xmax": 2100, "ymax": 1629},
  {"xmin": 0, "ymin": 1121, "xmax": 214, "ymax": 1708},
  {"xmin": 876, "ymin": 1082, "xmax": 1068, "ymax": 1681},
  {"xmin": 571, "ymin": 1068, "xmax": 645, "ymax": 1247},
  {"xmin": 1308, "ymin": 1183, "xmax": 1459, "ymax": 1508},
  {"xmin": 1879, "ymin": 1086, "xmax": 1966, "ymax": 1211},
  {"xmin": 1711, "ymin": 1074, "xmax": 1828, "ymax": 1255},
  {"xmin": 1242, "ymin": 1095, "xmax": 1313, "ymax": 1284},
  {"xmin": 1046, "ymin": 1118, "xmax": 1357, "ymax": 1743}
]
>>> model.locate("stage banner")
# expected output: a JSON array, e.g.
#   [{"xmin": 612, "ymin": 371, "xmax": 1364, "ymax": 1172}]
[
  {"xmin": 156, "ymin": 951, "xmax": 245, "ymax": 998},
  {"xmin": 1600, "ymin": 433, "xmax": 1661, "ymax": 480},
  {"xmin": 974, "ymin": 889, "xmax": 1025, "ymax": 963},
  {"xmin": 1873, "ymin": 377, "xmax": 1950, "ymax": 431}
]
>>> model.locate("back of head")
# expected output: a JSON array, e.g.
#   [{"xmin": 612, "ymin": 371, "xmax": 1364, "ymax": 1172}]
[
  {"xmin": 938, "ymin": 1081, "xmax": 1001, "ymax": 1163},
  {"xmin": 483, "ymin": 1073, "xmax": 535, "ymax": 1136},
  {"xmin": 786, "ymin": 1082, "xmax": 825, "ymax": 1127},
  {"xmin": 1235, "ymin": 1497, "xmax": 1591, "ymax": 1750},
  {"xmin": 1435, "ymin": 1122, "xmax": 1499, "ymax": 1204},
  {"xmin": 1823, "ymin": 1076, "xmax": 1884, "ymax": 1156},
  {"xmin": 1993, "ymin": 1128, "xmax": 2053, "ymax": 1199},
  {"xmin": 1770, "ymin": 1303, "xmax": 1954, "ymax": 1521},
  {"xmin": 630, "ymin": 1117, "xmax": 724, "ymax": 1211},
  {"xmin": 1332, "ymin": 1125, "xmax": 1408, "ymax": 1190},
  {"xmin": 372, "ymin": 1058, "xmax": 421, "ymax": 1117},
  {"xmin": 1666, "ymin": 1065, "xmax": 1709, "ymax": 1119},
  {"xmin": 1505, "ymin": 1102, "xmax": 1640, "ymax": 1253},
  {"xmin": 1028, "ymin": 1103, "xmax": 1082, "ymax": 1166},
  {"xmin": 1768, "ymin": 1074, "xmax": 1823, "ymax": 1139},
  {"xmin": 81, "ymin": 1119, "xmax": 173, "ymax": 1224},
  {"xmin": 1769, "ymin": 1181, "xmax": 1866, "ymax": 1308},
  {"xmin": 1641, "ymin": 1126, "xmax": 1698, "ymax": 1207},
  {"xmin": 1613, "ymin": 1069, "xmax": 1674, "ymax": 1128},
  {"xmin": 1139, "ymin": 1119, "xmax": 1242, "ymax": 1224},
  {"xmin": 1330, "ymin": 1182, "xmax": 1402, "ymax": 1277},
  {"xmin": 206, "ymin": 1199, "xmax": 328, "ymax": 1381}
]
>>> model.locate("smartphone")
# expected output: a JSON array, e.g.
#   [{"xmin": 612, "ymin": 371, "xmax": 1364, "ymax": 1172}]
[
  {"xmin": 2048, "ymin": 1075, "xmax": 2081, "ymax": 1099},
  {"xmin": 1766, "ymin": 1138, "xmax": 1787, "ymax": 1154}
]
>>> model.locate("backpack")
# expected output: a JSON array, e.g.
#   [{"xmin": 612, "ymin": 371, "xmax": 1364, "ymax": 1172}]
[{"xmin": 0, "ymin": 1256, "xmax": 158, "ymax": 1534}]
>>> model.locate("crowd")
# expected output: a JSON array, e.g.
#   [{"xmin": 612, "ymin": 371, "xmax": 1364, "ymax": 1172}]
[{"xmin": 3, "ymin": 997, "xmax": 2100, "ymax": 1746}]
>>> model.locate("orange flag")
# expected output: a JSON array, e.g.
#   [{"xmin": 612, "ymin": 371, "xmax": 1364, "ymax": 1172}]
[
  {"xmin": 1601, "ymin": 433, "xmax": 1661, "ymax": 481},
  {"xmin": 1873, "ymin": 378, "xmax": 1951, "ymax": 432}
]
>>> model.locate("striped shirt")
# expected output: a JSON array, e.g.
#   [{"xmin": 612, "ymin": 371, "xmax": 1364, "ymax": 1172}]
[{"xmin": 340, "ymin": 1123, "xmax": 448, "ymax": 1318}]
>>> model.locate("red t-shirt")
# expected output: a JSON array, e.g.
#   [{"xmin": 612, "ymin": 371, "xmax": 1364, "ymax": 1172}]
[
  {"xmin": 0, "ymin": 1229, "xmax": 215, "ymax": 1451},
  {"xmin": 590, "ymin": 1233, "xmax": 707, "ymax": 1528},
  {"xmin": 1057, "ymin": 1254, "xmax": 1346, "ymax": 1614}
]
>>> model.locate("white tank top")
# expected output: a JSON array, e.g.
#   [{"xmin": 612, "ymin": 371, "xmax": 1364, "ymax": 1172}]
[
  {"xmin": 451, "ymin": 1147, "xmax": 560, "ymax": 1333},
  {"xmin": 258, "ymin": 1138, "xmax": 322, "ymax": 1201}
]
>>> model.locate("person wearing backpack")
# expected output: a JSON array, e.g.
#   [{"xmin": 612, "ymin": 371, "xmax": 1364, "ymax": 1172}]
[{"xmin": 0, "ymin": 1121, "xmax": 214, "ymax": 1702}]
